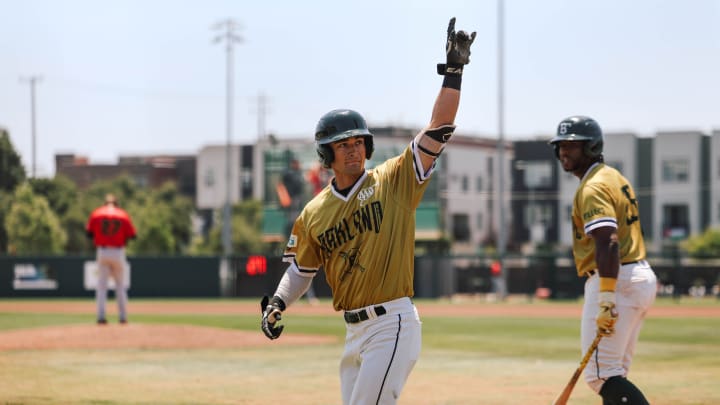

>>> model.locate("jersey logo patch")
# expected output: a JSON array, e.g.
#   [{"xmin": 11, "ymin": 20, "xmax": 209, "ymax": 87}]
[
  {"xmin": 287, "ymin": 234, "xmax": 297, "ymax": 248},
  {"xmin": 357, "ymin": 184, "xmax": 376, "ymax": 205},
  {"xmin": 339, "ymin": 248, "xmax": 365, "ymax": 282}
]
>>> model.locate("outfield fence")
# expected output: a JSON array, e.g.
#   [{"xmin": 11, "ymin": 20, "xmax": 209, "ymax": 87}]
[{"xmin": 1, "ymin": 253, "xmax": 718, "ymax": 299}]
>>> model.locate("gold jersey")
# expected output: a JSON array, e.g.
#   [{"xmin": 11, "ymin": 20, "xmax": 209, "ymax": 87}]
[
  {"xmin": 283, "ymin": 144, "xmax": 432, "ymax": 311},
  {"xmin": 571, "ymin": 163, "xmax": 646, "ymax": 276}
]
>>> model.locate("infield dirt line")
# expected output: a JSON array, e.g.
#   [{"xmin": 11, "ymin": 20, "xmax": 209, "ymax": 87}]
[{"xmin": 0, "ymin": 300, "xmax": 717, "ymax": 318}]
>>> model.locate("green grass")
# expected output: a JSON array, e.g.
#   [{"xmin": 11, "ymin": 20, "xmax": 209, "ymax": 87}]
[{"xmin": 0, "ymin": 297, "xmax": 718, "ymax": 404}]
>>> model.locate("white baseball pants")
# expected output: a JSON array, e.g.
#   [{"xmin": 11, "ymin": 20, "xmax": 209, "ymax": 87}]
[
  {"xmin": 95, "ymin": 247, "xmax": 129, "ymax": 322},
  {"xmin": 340, "ymin": 297, "xmax": 422, "ymax": 405},
  {"xmin": 582, "ymin": 260, "xmax": 657, "ymax": 393}
]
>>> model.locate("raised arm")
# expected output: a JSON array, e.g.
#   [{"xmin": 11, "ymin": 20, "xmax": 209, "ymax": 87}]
[{"xmin": 417, "ymin": 17, "xmax": 476, "ymax": 172}]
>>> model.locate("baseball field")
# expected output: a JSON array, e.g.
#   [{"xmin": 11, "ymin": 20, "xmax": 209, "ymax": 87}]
[{"xmin": 0, "ymin": 296, "xmax": 718, "ymax": 405}]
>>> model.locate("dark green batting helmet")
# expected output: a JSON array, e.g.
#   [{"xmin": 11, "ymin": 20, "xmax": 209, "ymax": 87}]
[
  {"xmin": 549, "ymin": 115, "xmax": 603, "ymax": 159},
  {"xmin": 315, "ymin": 109, "xmax": 374, "ymax": 168}
]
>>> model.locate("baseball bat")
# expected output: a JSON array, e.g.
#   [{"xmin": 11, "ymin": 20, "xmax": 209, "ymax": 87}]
[{"xmin": 551, "ymin": 333, "xmax": 602, "ymax": 405}]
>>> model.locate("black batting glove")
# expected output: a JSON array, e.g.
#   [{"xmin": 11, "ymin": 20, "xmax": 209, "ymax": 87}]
[
  {"xmin": 437, "ymin": 17, "xmax": 477, "ymax": 76},
  {"xmin": 260, "ymin": 295, "xmax": 286, "ymax": 340}
]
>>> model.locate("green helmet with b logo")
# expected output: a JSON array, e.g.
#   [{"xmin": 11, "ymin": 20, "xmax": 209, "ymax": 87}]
[
  {"xmin": 314, "ymin": 109, "xmax": 374, "ymax": 168},
  {"xmin": 549, "ymin": 115, "xmax": 603, "ymax": 159}
]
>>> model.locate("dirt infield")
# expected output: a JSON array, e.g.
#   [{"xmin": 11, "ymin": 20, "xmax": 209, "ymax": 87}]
[
  {"xmin": 0, "ymin": 323, "xmax": 335, "ymax": 351},
  {"xmin": 0, "ymin": 299, "xmax": 716, "ymax": 352}
]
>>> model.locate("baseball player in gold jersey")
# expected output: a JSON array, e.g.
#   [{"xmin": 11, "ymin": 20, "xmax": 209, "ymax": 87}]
[
  {"xmin": 550, "ymin": 116, "xmax": 657, "ymax": 405},
  {"xmin": 260, "ymin": 18, "xmax": 475, "ymax": 405}
]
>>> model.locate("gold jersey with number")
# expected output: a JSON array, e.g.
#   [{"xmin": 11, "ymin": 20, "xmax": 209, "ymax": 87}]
[
  {"xmin": 571, "ymin": 163, "xmax": 646, "ymax": 276},
  {"xmin": 283, "ymin": 143, "xmax": 432, "ymax": 311}
]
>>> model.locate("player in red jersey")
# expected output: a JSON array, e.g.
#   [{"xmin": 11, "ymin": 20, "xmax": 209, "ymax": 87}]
[{"xmin": 86, "ymin": 194, "xmax": 137, "ymax": 324}]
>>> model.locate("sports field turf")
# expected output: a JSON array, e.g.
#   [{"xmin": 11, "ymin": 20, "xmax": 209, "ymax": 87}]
[{"xmin": 0, "ymin": 297, "xmax": 718, "ymax": 404}]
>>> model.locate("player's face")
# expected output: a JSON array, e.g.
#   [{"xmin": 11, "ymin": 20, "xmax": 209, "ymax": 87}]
[
  {"xmin": 330, "ymin": 136, "xmax": 366, "ymax": 178},
  {"xmin": 556, "ymin": 141, "xmax": 590, "ymax": 177}
]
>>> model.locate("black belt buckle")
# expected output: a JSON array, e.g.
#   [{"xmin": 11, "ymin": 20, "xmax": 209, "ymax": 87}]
[{"xmin": 344, "ymin": 305, "xmax": 387, "ymax": 324}]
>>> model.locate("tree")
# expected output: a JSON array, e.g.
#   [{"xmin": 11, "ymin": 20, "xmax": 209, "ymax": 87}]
[
  {"xmin": 153, "ymin": 181, "xmax": 194, "ymax": 253},
  {"xmin": 82, "ymin": 176, "xmax": 195, "ymax": 255},
  {"xmin": 129, "ymin": 199, "xmax": 176, "ymax": 255},
  {"xmin": 683, "ymin": 227, "xmax": 720, "ymax": 258},
  {"xmin": 0, "ymin": 128, "xmax": 26, "ymax": 192},
  {"xmin": 189, "ymin": 199, "xmax": 265, "ymax": 255},
  {"xmin": 0, "ymin": 128, "xmax": 27, "ymax": 253},
  {"xmin": 0, "ymin": 192, "xmax": 13, "ymax": 253},
  {"xmin": 30, "ymin": 175, "xmax": 93, "ymax": 253},
  {"xmin": 5, "ymin": 183, "xmax": 67, "ymax": 254},
  {"xmin": 231, "ymin": 199, "xmax": 265, "ymax": 255}
]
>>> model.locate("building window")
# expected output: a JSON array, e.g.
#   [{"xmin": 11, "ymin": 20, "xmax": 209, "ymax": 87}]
[
  {"xmin": 662, "ymin": 204, "xmax": 689, "ymax": 239},
  {"xmin": 204, "ymin": 168, "xmax": 215, "ymax": 187},
  {"xmin": 525, "ymin": 203, "xmax": 552, "ymax": 227},
  {"xmin": 518, "ymin": 160, "xmax": 553, "ymax": 188},
  {"xmin": 661, "ymin": 159, "xmax": 689, "ymax": 182},
  {"xmin": 565, "ymin": 204, "xmax": 572, "ymax": 222},
  {"xmin": 476, "ymin": 176, "xmax": 483, "ymax": 192},
  {"xmin": 452, "ymin": 213, "xmax": 471, "ymax": 242},
  {"xmin": 476, "ymin": 212, "xmax": 483, "ymax": 229},
  {"xmin": 461, "ymin": 175, "xmax": 469, "ymax": 192},
  {"xmin": 241, "ymin": 169, "xmax": 253, "ymax": 199}
]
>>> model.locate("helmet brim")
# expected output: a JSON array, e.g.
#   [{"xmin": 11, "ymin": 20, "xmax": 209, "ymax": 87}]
[
  {"xmin": 548, "ymin": 133, "xmax": 596, "ymax": 144},
  {"xmin": 316, "ymin": 128, "xmax": 373, "ymax": 145}
]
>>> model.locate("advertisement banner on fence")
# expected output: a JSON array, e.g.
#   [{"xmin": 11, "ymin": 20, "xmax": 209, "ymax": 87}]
[
  {"xmin": 13, "ymin": 263, "xmax": 58, "ymax": 290},
  {"xmin": 83, "ymin": 261, "xmax": 131, "ymax": 290}
]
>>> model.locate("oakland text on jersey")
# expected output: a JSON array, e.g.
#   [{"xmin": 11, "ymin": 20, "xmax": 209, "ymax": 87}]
[{"xmin": 317, "ymin": 201, "xmax": 384, "ymax": 255}]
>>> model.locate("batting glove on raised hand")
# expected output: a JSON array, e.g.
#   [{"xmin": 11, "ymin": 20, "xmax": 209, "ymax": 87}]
[
  {"xmin": 260, "ymin": 295, "xmax": 285, "ymax": 340},
  {"xmin": 437, "ymin": 17, "xmax": 477, "ymax": 76},
  {"xmin": 596, "ymin": 292, "xmax": 618, "ymax": 337}
]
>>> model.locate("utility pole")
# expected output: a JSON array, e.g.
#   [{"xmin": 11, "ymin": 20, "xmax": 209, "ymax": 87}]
[
  {"xmin": 20, "ymin": 75, "xmax": 42, "ymax": 178},
  {"xmin": 254, "ymin": 91, "xmax": 270, "ymax": 141},
  {"xmin": 496, "ymin": 0, "xmax": 508, "ymax": 300},
  {"xmin": 212, "ymin": 19, "xmax": 242, "ymax": 258}
]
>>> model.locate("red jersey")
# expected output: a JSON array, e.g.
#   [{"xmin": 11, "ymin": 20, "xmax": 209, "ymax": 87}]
[{"xmin": 86, "ymin": 205, "xmax": 137, "ymax": 247}]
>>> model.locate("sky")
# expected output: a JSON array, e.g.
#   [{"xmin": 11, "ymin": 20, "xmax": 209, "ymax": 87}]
[{"xmin": 1, "ymin": 0, "xmax": 719, "ymax": 177}]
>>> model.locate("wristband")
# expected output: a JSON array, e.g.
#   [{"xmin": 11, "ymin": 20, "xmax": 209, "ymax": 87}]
[
  {"xmin": 599, "ymin": 277, "xmax": 617, "ymax": 292},
  {"xmin": 270, "ymin": 296, "xmax": 286, "ymax": 311},
  {"xmin": 442, "ymin": 74, "xmax": 462, "ymax": 90},
  {"xmin": 598, "ymin": 291, "xmax": 616, "ymax": 304}
]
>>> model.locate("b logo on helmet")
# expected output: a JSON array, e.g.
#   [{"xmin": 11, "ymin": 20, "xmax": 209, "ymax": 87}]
[{"xmin": 559, "ymin": 122, "xmax": 572, "ymax": 135}]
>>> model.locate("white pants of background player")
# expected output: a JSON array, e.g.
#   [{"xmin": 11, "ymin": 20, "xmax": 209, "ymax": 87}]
[
  {"xmin": 582, "ymin": 260, "xmax": 657, "ymax": 393},
  {"xmin": 95, "ymin": 247, "xmax": 129, "ymax": 322},
  {"xmin": 340, "ymin": 297, "xmax": 422, "ymax": 405}
]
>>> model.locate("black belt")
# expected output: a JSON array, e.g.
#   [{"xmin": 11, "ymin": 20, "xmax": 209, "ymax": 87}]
[
  {"xmin": 344, "ymin": 305, "xmax": 387, "ymax": 324},
  {"xmin": 586, "ymin": 260, "xmax": 643, "ymax": 277}
]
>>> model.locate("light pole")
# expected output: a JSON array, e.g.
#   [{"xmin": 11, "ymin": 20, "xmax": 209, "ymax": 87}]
[
  {"xmin": 212, "ymin": 19, "xmax": 242, "ymax": 258},
  {"xmin": 20, "ymin": 75, "xmax": 42, "ymax": 178},
  {"xmin": 496, "ymin": 0, "xmax": 508, "ymax": 300}
]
